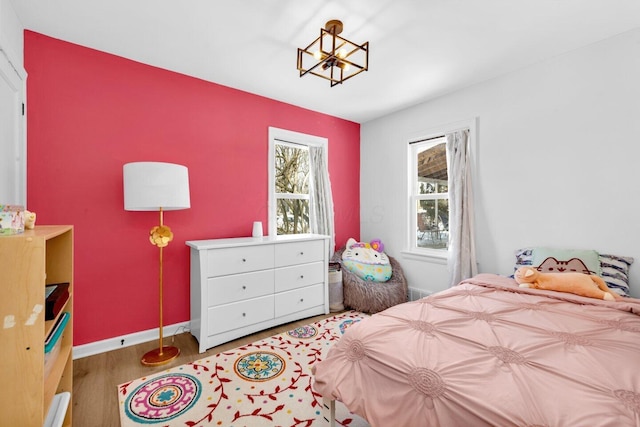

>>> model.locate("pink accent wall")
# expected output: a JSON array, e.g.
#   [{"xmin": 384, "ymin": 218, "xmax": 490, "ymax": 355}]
[{"xmin": 24, "ymin": 31, "xmax": 360, "ymax": 345}]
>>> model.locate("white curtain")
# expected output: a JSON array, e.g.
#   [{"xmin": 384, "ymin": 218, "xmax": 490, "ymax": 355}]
[
  {"xmin": 446, "ymin": 130, "xmax": 477, "ymax": 286},
  {"xmin": 309, "ymin": 146, "xmax": 336, "ymax": 256}
]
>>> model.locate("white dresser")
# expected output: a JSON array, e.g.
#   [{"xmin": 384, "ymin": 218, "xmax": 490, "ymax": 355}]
[{"xmin": 186, "ymin": 234, "xmax": 330, "ymax": 353}]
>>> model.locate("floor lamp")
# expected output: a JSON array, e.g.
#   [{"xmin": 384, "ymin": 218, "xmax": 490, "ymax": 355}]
[{"xmin": 123, "ymin": 161, "xmax": 191, "ymax": 366}]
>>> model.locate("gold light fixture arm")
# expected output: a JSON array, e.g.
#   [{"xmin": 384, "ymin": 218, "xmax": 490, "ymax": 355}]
[{"xmin": 297, "ymin": 19, "xmax": 369, "ymax": 87}]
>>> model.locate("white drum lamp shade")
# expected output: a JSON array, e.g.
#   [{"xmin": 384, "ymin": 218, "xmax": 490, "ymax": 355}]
[{"xmin": 124, "ymin": 162, "xmax": 190, "ymax": 211}]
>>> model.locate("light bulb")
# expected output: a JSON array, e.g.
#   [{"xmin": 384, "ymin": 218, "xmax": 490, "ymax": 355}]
[
  {"xmin": 314, "ymin": 50, "xmax": 322, "ymax": 60},
  {"xmin": 337, "ymin": 48, "xmax": 347, "ymax": 58}
]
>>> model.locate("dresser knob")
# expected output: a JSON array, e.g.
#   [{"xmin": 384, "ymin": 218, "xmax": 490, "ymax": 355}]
[
  {"xmin": 300, "ymin": 298, "xmax": 304, "ymax": 302},
  {"xmin": 242, "ymin": 285, "xmax": 246, "ymax": 290},
  {"xmin": 300, "ymin": 251, "xmax": 304, "ymax": 255},
  {"xmin": 242, "ymin": 258, "xmax": 246, "ymax": 262},
  {"xmin": 242, "ymin": 313, "xmax": 246, "ymax": 317},
  {"xmin": 300, "ymin": 275, "xmax": 304, "ymax": 279}
]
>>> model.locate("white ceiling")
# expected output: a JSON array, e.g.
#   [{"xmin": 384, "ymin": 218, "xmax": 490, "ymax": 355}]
[{"xmin": 9, "ymin": 0, "xmax": 640, "ymax": 123}]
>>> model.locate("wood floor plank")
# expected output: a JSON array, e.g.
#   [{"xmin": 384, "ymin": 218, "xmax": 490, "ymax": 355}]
[{"xmin": 72, "ymin": 313, "xmax": 335, "ymax": 426}]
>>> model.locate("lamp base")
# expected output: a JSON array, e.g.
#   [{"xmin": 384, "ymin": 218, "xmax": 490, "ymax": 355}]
[{"xmin": 141, "ymin": 345, "xmax": 180, "ymax": 366}]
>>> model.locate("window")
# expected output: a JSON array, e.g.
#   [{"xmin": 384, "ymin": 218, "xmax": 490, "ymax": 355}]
[
  {"xmin": 409, "ymin": 136, "xmax": 449, "ymax": 252},
  {"xmin": 268, "ymin": 127, "xmax": 328, "ymax": 236},
  {"xmin": 274, "ymin": 141, "xmax": 310, "ymax": 234},
  {"xmin": 405, "ymin": 119, "xmax": 476, "ymax": 275}
]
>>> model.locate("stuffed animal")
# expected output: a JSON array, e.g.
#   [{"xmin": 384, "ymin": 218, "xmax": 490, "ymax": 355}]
[
  {"xmin": 342, "ymin": 238, "xmax": 392, "ymax": 282},
  {"xmin": 514, "ymin": 266, "xmax": 621, "ymax": 301},
  {"xmin": 24, "ymin": 210, "xmax": 36, "ymax": 230}
]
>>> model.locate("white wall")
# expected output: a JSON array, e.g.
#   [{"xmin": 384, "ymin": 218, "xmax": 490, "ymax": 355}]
[
  {"xmin": 361, "ymin": 28, "xmax": 640, "ymax": 298},
  {"xmin": 0, "ymin": 0, "xmax": 26, "ymax": 206},
  {"xmin": 0, "ymin": 0, "xmax": 23, "ymax": 66}
]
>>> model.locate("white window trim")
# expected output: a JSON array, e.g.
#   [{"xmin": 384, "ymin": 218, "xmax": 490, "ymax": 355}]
[
  {"xmin": 402, "ymin": 118, "xmax": 477, "ymax": 261},
  {"xmin": 268, "ymin": 127, "xmax": 328, "ymax": 236}
]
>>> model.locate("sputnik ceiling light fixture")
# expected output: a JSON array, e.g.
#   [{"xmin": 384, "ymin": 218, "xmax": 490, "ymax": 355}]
[{"xmin": 297, "ymin": 19, "xmax": 369, "ymax": 87}]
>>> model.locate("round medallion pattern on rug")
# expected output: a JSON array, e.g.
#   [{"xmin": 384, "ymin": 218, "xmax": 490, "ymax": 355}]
[
  {"xmin": 234, "ymin": 351, "xmax": 286, "ymax": 382},
  {"xmin": 124, "ymin": 373, "xmax": 201, "ymax": 423},
  {"xmin": 287, "ymin": 325, "xmax": 318, "ymax": 339},
  {"xmin": 339, "ymin": 319, "xmax": 360, "ymax": 334}
]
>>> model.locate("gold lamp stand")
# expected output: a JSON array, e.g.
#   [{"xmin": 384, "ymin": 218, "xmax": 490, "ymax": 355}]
[{"xmin": 141, "ymin": 208, "xmax": 180, "ymax": 366}]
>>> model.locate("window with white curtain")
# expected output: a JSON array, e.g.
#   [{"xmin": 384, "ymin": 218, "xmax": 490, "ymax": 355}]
[{"xmin": 406, "ymin": 118, "xmax": 477, "ymax": 267}]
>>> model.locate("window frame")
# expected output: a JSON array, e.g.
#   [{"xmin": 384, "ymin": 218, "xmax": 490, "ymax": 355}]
[
  {"xmin": 268, "ymin": 127, "xmax": 328, "ymax": 236},
  {"xmin": 408, "ymin": 137, "xmax": 449, "ymax": 258},
  {"xmin": 404, "ymin": 118, "xmax": 477, "ymax": 261}
]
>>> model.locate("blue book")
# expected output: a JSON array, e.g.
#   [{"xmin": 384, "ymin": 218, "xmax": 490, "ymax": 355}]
[{"xmin": 45, "ymin": 312, "xmax": 70, "ymax": 353}]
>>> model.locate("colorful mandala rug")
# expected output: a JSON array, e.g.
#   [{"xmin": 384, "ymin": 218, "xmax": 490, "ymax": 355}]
[{"xmin": 118, "ymin": 311, "xmax": 370, "ymax": 427}]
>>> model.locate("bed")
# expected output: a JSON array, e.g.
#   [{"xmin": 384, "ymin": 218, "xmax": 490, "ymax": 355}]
[{"xmin": 312, "ymin": 273, "xmax": 640, "ymax": 427}]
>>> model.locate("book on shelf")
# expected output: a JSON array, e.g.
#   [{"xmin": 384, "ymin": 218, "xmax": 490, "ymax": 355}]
[
  {"xmin": 45, "ymin": 312, "xmax": 70, "ymax": 352},
  {"xmin": 45, "ymin": 283, "xmax": 69, "ymax": 320}
]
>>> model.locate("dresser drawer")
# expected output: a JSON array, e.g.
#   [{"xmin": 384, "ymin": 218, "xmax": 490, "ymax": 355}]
[
  {"xmin": 275, "ymin": 239, "xmax": 325, "ymax": 268},
  {"xmin": 275, "ymin": 284, "xmax": 324, "ymax": 318},
  {"xmin": 274, "ymin": 261, "xmax": 324, "ymax": 293},
  {"xmin": 208, "ymin": 295, "xmax": 274, "ymax": 335},
  {"xmin": 207, "ymin": 270, "xmax": 274, "ymax": 306},
  {"xmin": 207, "ymin": 245, "xmax": 274, "ymax": 277}
]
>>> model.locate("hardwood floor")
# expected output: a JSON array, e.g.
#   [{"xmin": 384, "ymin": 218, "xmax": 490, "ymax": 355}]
[{"xmin": 72, "ymin": 313, "xmax": 335, "ymax": 427}]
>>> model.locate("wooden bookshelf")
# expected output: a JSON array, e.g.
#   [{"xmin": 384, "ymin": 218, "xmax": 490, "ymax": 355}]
[{"xmin": 0, "ymin": 225, "xmax": 73, "ymax": 427}]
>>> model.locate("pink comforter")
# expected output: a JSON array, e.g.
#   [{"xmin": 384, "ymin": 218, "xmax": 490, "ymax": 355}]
[{"xmin": 313, "ymin": 274, "xmax": 640, "ymax": 427}]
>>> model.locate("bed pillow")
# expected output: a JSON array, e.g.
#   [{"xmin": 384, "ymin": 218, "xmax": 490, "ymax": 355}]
[
  {"xmin": 531, "ymin": 247, "xmax": 601, "ymax": 275},
  {"xmin": 513, "ymin": 247, "xmax": 633, "ymax": 297},
  {"xmin": 514, "ymin": 247, "xmax": 534, "ymax": 269},
  {"xmin": 599, "ymin": 254, "xmax": 634, "ymax": 298}
]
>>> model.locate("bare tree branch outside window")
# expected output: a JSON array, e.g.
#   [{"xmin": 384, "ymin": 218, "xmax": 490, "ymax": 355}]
[{"xmin": 275, "ymin": 144, "xmax": 310, "ymax": 234}]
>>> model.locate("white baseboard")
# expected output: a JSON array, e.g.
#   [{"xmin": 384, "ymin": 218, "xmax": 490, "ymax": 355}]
[
  {"xmin": 72, "ymin": 321, "xmax": 191, "ymax": 360},
  {"xmin": 408, "ymin": 287, "xmax": 433, "ymax": 301}
]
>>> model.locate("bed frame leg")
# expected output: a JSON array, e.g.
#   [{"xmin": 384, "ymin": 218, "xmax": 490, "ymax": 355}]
[{"xmin": 322, "ymin": 397, "xmax": 336, "ymax": 427}]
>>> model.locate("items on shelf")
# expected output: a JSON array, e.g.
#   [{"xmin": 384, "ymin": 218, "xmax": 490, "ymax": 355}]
[
  {"xmin": 0, "ymin": 204, "xmax": 24, "ymax": 235},
  {"xmin": 45, "ymin": 283, "xmax": 70, "ymax": 320},
  {"xmin": 328, "ymin": 262, "xmax": 344, "ymax": 312},
  {"xmin": 44, "ymin": 312, "xmax": 71, "ymax": 378},
  {"xmin": 44, "ymin": 392, "xmax": 71, "ymax": 427}
]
